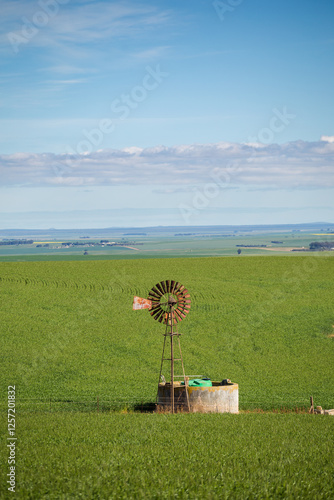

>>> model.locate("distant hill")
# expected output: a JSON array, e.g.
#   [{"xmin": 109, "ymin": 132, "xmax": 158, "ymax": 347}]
[{"xmin": 0, "ymin": 222, "xmax": 333, "ymax": 240}]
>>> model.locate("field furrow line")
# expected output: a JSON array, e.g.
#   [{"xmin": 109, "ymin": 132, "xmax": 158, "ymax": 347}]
[{"xmin": 0, "ymin": 274, "xmax": 114, "ymax": 294}]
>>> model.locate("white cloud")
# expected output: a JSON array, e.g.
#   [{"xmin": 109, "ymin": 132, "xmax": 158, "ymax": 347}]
[
  {"xmin": 0, "ymin": 1, "xmax": 171, "ymax": 54},
  {"xmin": 1, "ymin": 139, "xmax": 333, "ymax": 188},
  {"xmin": 128, "ymin": 46, "xmax": 171, "ymax": 61},
  {"xmin": 321, "ymin": 135, "xmax": 334, "ymax": 143}
]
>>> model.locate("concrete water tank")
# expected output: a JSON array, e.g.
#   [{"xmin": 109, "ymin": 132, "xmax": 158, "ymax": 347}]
[{"xmin": 157, "ymin": 380, "xmax": 239, "ymax": 413}]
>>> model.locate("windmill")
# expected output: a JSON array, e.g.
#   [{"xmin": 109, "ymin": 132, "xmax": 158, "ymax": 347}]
[{"xmin": 133, "ymin": 280, "xmax": 191, "ymax": 413}]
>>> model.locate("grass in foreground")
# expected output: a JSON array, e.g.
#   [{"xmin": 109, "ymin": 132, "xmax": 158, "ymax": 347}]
[{"xmin": 1, "ymin": 413, "xmax": 333, "ymax": 499}]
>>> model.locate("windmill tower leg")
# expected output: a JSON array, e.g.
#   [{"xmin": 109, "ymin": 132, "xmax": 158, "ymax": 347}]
[
  {"xmin": 170, "ymin": 322, "xmax": 174, "ymax": 414},
  {"xmin": 177, "ymin": 335, "xmax": 191, "ymax": 412},
  {"xmin": 156, "ymin": 333, "xmax": 167, "ymax": 405}
]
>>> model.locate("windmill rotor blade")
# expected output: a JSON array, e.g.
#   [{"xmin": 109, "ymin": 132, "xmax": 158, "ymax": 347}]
[
  {"xmin": 148, "ymin": 292, "xmax": 161, "ymax": 301},
  {"xmin": 177, "ymin": 304, "xmax": 191, "ymax": 312},
  {"xmin": 151, "ymin": 305, "xmax": 163, "ymax": 317},
  {"xmin": 175, "ymin": 307, "xmax": 186, "ymax": 318},
  {"xmin": 151, "ymin": 306, "xmax": 162, "ymax": 314},
  {"xmin": 160, "ymin": 281, "xmax": 167, "ymax": 294},
  {"xmin": 156, "ymin": 311, "xmax": 166, "ymax": 323},
  {"xmin": 154, "ymin": 311, "xmax": 164, "ymax": 322},
  {"xmin": 155, "ymin": 282, "xmax": 165, "ymax": 295},
  {"xmin": 150, "ymin": 295, "xmax": 160, "ymax": 302},
  {"xmin": 174, "ymin": 309, "xmax": 183, "ymax": 322},
  {"xmin": 173, "ymin": 282, "xmax": 182, "ymax": 294},
  {"xmin": 177, "ymin": 300, "xmax": 189, "ymax": 307},
  {"xmin": 159, "ymin": 281, "xmax": 167, "ymax": 294},
  {"xmin": 177, "ymin": 302, "xmax": 189, "ymax": 310},
  {"xmin": 149, "ymin": 285, "xmax": 162, "ymax": 298},
  {"xmin": 171, "ymin": 311, "xmax": 177, "ymax": 324},
  {"xmin": 149, "ymin": 306, "xmax": 159, "ymax": 317},
  {"xmin": 177, "ymin": 298, "xmax": 190, "ymax": 305},
  {"xmin": 151, "ymin": 286, "xmax": 163, "ymax": 297},
  {"xmin": 150, "ymin": 302, "xmax": 161, "ymax": 312},
  {"xmin": 177, "ymin": 298, "xmax": 191, "ymax": 304},
  {"xmin": 178, "ymin": 297, "xmax": 191, "ymax": 304},
  {"xmin": 159, "ymin": 312, "xmax": 167, "ymax": 323},
  {"xmin": 178, "ymin": 304, "xmax": 190, "ymax": 314},
  {"xmin": 170, "ymin": 280, "xmax": 177, "ymax": 294},
  {"xmin": 177, "ymin": 293, "xmax": 191, "ymax": 301},
  {"xmin": 151, "ymin": 308, "xmax": 164, "ymax": 322}
]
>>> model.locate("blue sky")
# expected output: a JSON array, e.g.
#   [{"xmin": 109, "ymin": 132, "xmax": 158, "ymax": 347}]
[{"xmin": 0, "ymin": 0, "xmax": 333, "ymax": 228}]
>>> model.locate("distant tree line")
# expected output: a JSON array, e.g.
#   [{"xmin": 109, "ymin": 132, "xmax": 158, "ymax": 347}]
[
  {"xmin": 62, "ymin": 241, "xmax": 94, "ymax": 246},
  {"xmin": 236, "ymin": 244, "xmax": 267, "ymax": 248},
  {"xmin": 309, "ymin": 241, "xmax": 334, "ymax": 250},
  {"xmin": 0, "ymin": 239, "xmax": 33, "ymax": 245}
]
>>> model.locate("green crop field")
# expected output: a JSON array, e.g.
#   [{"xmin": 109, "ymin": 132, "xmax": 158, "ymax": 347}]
[
  {"xmin": 1, "ymin": 413, "xmax": 333, "ymax": 499},
  {"xmin": 1, "ymin": 254, "xmax": 334, "ymax": 498},
  {"xmin": 1, "ymin": 255, "xmax": 333, "ymax": 407}
]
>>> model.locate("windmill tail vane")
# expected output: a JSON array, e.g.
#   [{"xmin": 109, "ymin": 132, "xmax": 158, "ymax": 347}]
[{"xmin": 132, "ymin": 296, "xmax": 152, "ymax": 310}]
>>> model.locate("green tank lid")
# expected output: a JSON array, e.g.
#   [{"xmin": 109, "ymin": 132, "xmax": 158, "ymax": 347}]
[{"xmin": 181, "ymin": 379, "xmax": 212, "ymax": 387}]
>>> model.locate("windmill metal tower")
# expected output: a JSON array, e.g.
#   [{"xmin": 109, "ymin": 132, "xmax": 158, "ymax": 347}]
[{"xmin": 133, "ymin": 280, "xmax": 191, "ymax": 413}]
